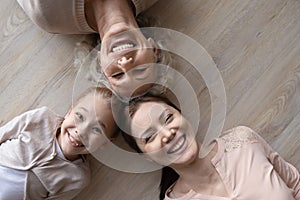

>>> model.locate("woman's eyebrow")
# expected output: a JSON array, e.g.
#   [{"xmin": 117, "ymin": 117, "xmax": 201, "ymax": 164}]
[{"xmin": 158, "ymin": 109, "xmax": 168, "ymax": 122}]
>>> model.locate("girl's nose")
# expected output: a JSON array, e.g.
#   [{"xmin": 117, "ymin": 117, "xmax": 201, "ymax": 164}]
[
  {"xmin": 75, "ymin": 128, "xmax": 86, "ymax": 140},
  {"xmin": 162, "ymin": 128, "xmax": 176, "ymax": 144},
  {"xmin": 117, "ymin": 56, "xmax": 134, "ymax": 71}
]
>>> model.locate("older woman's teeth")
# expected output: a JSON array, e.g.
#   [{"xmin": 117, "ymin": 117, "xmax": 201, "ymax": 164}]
[{"xmin": 112, "ymin": 43, "xmax": 134, "ymax": 52}]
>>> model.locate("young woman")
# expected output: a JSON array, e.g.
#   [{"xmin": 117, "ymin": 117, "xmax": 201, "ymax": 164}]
[
  {"xmin": 16, "ymin": 0, "xmax": 168, "ymax": 98},
  {"xmin": 0, "ymin": 87, "xmax": 118, "ymax": 199},
  {"xmin": 123, "ymin": 95, "xmax": 300, "ymax": 200}
]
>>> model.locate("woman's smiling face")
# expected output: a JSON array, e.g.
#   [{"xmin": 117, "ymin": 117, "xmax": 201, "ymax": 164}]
[
  {"xmin": 130, "ymin": 101, "xmax": 199, "ymax": 166},
  {"xmin": 98, "ymin": 29, "xmax": 160, "ymax": 98}
]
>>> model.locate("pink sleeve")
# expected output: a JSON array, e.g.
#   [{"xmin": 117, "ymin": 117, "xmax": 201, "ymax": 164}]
[{"xmin": 250, "ymin": 127, "xmax": 300, "ymax": 199}]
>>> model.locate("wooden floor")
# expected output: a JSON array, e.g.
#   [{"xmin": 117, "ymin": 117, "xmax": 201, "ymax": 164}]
[{"xmin": 1, "ymin": 0, "xmax": 299, "ymax": 199}]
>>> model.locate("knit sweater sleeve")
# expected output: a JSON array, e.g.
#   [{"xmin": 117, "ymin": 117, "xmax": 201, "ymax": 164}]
[{"xmin": 16, "ymin": 0, "xmax": 159, "ymax": 34}]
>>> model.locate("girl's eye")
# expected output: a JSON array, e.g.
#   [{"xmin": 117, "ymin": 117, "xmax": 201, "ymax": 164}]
[
  {"xmin": 111, "ymin": 71, "xmax": 124, "ymax": 79},
  {"xmin": 165, "ymin": 113, "xmax": 173, "ymax": 124},
  {"xmin": 75, "ymin": 112, "xmax": 84, "ymax": 121}
]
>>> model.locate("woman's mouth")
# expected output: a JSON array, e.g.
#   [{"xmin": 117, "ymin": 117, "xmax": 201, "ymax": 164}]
[
  {"xmin": 167, "ymin": 135, "xmax": 187, "ymax": 154},
  {"xmin": 67, "ymin": 132, "xmax": 84, "ymax": 148}
]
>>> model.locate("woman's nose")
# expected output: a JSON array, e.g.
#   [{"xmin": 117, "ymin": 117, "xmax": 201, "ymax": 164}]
[
  {"xmin": 117, "ymin": 56, "xmax": 134, "ymax": 71},
  {"xmin": 161, "ymin": 128, "xmax": 176, "ymax": 144}
]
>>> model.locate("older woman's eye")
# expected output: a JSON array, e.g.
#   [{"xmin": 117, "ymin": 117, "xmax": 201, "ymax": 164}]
[
  {"xmin": 111, "ymin": 71, "xmax": 124, "ymax": 79},
  {"xmin": 132, "ymin": 67, "xmax": 147, "ymax": 75}
]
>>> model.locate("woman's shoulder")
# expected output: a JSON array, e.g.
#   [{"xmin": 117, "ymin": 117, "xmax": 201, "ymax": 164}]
[{"xmin": 219, "ymin": 126, "xmax": 260, "ymax": 152}]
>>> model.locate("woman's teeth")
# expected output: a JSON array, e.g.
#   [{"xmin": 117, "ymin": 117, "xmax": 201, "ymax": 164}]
[
  {"xmin": 168, "ymin": 136, "xmax": 186, "ymax": 154},
  {"xmin": 112, "ymin": 43, "xmax": 134, "ymax": 52}
]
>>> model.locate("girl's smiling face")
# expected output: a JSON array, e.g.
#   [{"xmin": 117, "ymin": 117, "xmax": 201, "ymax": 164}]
[
  {"xmin": 130, "ymin": 101, "xmax": 199, "ymax": 167},
  {"xmin": 58, "ymin": 92, "xmax": 116, "ymax": 161}
]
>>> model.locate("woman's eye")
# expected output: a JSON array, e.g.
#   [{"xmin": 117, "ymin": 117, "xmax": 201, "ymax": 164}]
[
  {"xmin": 145, "ymin": 136, "xmax": 152, "ymax": 143},
  {"xmin": 165, "ymin": 114, "xmax": 173, "ymax": 124},
  {"xmin": 145, "ymin": 134, "xmax": 155, "ymax": 144},
  {"xmin": 111, "ymin": 72, "xmax": 124, "ymax": 79}
]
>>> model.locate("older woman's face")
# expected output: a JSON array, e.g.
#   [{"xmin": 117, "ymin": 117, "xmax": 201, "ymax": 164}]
[
  {"xmin": 130, "ymin": 101, "xmax": 199, "ymax": 166},
  {"xmin": 98, "ymin": 29, "xmax": 159, "ymax": 98}
]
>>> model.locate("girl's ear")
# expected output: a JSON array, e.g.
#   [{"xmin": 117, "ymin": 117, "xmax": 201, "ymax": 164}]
[{"xmin": 147, "ymin": 38, "xmax": 161, "ymax": 59}]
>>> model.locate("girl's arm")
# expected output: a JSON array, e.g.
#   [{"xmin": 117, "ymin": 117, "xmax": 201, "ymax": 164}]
[{"xmin": 0, "ymin": 111, "xmax": 28, "ymax": 144}]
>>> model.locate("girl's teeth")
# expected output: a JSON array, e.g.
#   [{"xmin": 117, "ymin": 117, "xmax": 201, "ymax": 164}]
[
  {"xmin": 112, "ymin": 43, "xmax": 134, "ymax": 52},
  {"xmin": 68, "ymin": 133, "xmax": 83, "ymax": 147}
]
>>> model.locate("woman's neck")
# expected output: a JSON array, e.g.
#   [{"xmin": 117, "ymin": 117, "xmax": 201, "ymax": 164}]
[
  {"xmin": 85, "ymin": 0, "xmax": 139, "ymax": 38},
  {"xmin": 171, "ymin": 143, "xmax": 220, "ymax": 194}
]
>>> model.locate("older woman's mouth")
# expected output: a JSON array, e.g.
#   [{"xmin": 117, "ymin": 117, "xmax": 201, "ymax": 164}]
[{"xmin": 112, "ymin": 43, "xmax": 135, "ymax": 52}]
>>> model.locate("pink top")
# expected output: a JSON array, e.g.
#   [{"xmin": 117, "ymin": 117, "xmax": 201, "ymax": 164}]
[{"xmin": 165, "ymin": 126, "xmax": 300, "ymax": 200}]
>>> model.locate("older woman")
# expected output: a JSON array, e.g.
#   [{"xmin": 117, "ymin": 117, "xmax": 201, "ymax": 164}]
[{"xmin": 17, "ymin": 0, "xmax": 168, "ymax": 98}]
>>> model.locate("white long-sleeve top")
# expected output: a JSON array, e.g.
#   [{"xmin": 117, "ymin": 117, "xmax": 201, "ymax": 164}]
[{"xmin": 0, "ymin": 107, "xmax": 90, "ymax": 200}]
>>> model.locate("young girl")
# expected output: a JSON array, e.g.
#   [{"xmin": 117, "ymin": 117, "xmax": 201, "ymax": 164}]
[
  {"xmin": 123, "ymin": 95, "xmax": 300, "ymax": 200},
  {"xmin": 0, "ymin": 87, "xmax": 117, "ymax": 199}
]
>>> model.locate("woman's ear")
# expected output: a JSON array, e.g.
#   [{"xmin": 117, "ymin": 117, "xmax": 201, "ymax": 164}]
[{"xmin": 147, "ymin": 37, "xmax": 161, "ymax": 59}]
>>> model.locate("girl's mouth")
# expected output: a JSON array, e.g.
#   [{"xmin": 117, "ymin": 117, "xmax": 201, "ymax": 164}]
[{"xmin": 67, "ymin": 132, "xmax": 84, "ymax": 148}]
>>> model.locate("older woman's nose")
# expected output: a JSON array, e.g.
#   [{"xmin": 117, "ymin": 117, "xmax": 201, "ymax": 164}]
[
  {"xmin": 161, "ymin": 128, "xmax": 176, "ymax": 144},
  {"xmin": 117, "ymin": 56, "xmax": 134, "ymax": 71}
]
